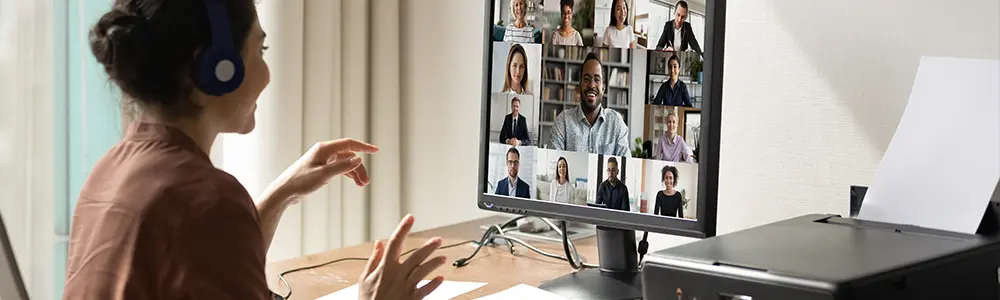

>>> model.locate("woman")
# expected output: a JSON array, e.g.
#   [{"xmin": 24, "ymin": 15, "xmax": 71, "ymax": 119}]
[
  {"xmin": 550, "ymin": 0, "xmax": 584, "ymax": 46},
  {"xmin": 549, "ymin": 157, "xmax": 581, "ymax": 205},
  {"xmin": 654, "ymin": 165, "xmax": 684, "ymax": 218},
  {"xmin": 504, "ymin": 0, "xmax": 535, "ymax": 43},
  {"xmin": 501, "ymin": 43, "xmax": 530, "ymax": 94},
  {"xmin": 652, "ymin": 55, "xmax": 692, "ymax": 107},
  {"xmin": 601, "ymin": 0, "xmax": 636, "ymax": 48},
  {"xmin": 64, "ymin": 1, "xmax": 444, "ymax": 299}
]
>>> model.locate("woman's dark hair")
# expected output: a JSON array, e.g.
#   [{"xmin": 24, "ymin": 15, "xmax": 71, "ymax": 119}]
[
  {"xmin": 89, "ymin": 0, "xmax": 255, "ymax": 118},
  {"xmin": 609, "ymin": 0, "xmax": 629, "ymax": 27},
  {"xmin": 561, "ymin": 0, "xmax": 574, "ymax": 11},
  {"xmin": 661, "ymin": 165, "xmax": 679, "ymax": 187},
  {"xmin": 556, "ymin": 157, "xmax": 569, "ymax": 182}
]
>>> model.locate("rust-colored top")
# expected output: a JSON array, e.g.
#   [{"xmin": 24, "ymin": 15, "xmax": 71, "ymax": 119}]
[{"xmin": 64, "ymin": 122, "xmax": 270, "ymax": 300}]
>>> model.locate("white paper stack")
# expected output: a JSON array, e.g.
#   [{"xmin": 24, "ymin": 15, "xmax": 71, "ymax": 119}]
[{"xmin": 315, "ymin": 280, "xmax": 486, "ymax": 300}]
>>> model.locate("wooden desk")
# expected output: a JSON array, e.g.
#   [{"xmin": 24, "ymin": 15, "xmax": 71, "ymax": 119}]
[{"xmin": 266, "ymin": 216, "xmax": 598, "ymax": 299}]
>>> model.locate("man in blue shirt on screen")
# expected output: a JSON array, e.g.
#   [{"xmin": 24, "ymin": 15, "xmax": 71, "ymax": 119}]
[{"xmin": 550, "ymin": 52, "xmax": 630, "ymax": 156}]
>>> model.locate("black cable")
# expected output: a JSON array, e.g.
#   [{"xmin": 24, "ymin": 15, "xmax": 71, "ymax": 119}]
[
  {"xmin": 455, "ymin": 216, "xmax": 598, "ymax": 269},
  {"xmin": 561, "ymin": 221, "xmax": 582, "ymax": 269},
  {"xmin": 638, "ymin": 231, "xmax": 650, "ymax": 267},
  {"xmin": 452, "ymin": 217, "xmax": 523, "ymax": 267},
  {"xmin": 277, "ymin": 239, "xmax": 478, "ymax": 299}
]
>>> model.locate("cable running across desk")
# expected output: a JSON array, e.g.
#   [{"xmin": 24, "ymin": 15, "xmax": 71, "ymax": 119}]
[
  {"xmin": 277, "ymin": 240, "xmax": 477, "ymax": 299},
  {"xmin": 277, "ymin": 216, "xmax": 597, "ymax": 299},
  {"xmin": 452, "ymin": 216, "xmax": 598, "ymax": 269}
]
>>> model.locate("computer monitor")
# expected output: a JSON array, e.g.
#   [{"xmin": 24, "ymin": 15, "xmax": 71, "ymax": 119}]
[
  {"xmin": 478, "ymin": 0, "xmax": 725, "ymax": 298},
  {"xmin": 1, "ymin": 213, "xmax": 30, "ymax": 300}
]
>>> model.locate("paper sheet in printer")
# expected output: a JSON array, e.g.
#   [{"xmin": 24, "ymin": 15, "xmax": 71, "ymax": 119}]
[{"xmin": 857, "ymin": 56, "xmax": 1000, "ymax": 234}]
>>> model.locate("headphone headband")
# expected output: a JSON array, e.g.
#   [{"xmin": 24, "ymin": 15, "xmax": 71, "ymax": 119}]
[
  {"xmin": 203, "ymin": 0, "xmax": 234, "ymax": 52},
  {"xmin": 194, "ymin": 0, "xmax": 245, "ymax": 96}
]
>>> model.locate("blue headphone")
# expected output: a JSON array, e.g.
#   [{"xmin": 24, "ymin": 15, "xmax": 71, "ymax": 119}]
[{"xmin": 195, "ymin": 0, "xmax": 245, "ymax": 96}]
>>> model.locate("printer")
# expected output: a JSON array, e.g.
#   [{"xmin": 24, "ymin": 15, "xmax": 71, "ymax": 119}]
[{"xmin": 641, "ymin": 211, "xmax": 1000, "ymax": 300}]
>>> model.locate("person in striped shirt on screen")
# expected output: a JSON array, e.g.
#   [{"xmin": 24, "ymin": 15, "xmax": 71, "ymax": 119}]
[
  {"xmin": 654, "ymin": 111, "xmax": 694, "ymax": 163},
  {"xmin": 504, "ymin": 0, "xmax": 535, "ymax": 43}
]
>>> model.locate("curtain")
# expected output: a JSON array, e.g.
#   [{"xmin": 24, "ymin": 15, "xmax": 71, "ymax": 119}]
[
  {"xmin": 0, "ymin": 0, "xmax": 56, "ymax": 298},
  {"xmin": 212, "ymin": 0, "xmax": 403, "ymax": 261}
]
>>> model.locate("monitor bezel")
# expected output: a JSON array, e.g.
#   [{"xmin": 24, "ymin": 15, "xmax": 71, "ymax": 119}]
[{"xmin": 477, "ymin": 0, "xmax": 724, "ymax": 239}]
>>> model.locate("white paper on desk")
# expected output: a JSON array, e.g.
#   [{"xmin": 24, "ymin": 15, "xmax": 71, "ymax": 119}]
[
  {"xmin": 474, "ymin": 284, "xmax": 566, "ymax": 300},
  {"xmin": 857, "ymin": 56, "xmax": 1000, "ymax": 234},
  {"xmin": 315, "ymin": 280, "xmax": 486, "ymax": 300}
]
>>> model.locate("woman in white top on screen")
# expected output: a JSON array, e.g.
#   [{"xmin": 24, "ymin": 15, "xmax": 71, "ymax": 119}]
[
  {"xmin": 549, "ymin": 157, "xmax": 583, "ymax": 205},
  {"xmin": 504, "ymin": 0, "xmax": 535, "ymax": 43},
  {"xmin": 550, "ymin": 0, "xmax": 584, "ymax": 46},
  {"xmin": 601, "ymin": 0, "xmax": 635, "ymax": 49},
  {"xmin": 501, "ymin": 44, "xmax": 530, "ymax": 94}
]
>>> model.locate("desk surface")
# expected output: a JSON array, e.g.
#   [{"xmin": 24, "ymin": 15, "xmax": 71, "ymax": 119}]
[{"xmin": 266, "ymin": 216, "xmax": 598, "ymax": 299}]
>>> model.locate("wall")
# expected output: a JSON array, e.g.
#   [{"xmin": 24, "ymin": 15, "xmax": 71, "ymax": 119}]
[
  {"xmin": 401, "ymin": 0, "xmax": 501, "ymax": 230},
  {"xmin": 400, "ymin": 0, "xmax": 1000, "ymax": 246}
]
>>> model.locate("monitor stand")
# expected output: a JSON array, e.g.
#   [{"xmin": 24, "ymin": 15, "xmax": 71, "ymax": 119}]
[{"xmin": 538, "ymin": 226, "xmax": 642, "ymax": 300}]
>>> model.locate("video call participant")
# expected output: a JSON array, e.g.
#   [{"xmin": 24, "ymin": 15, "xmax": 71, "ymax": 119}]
[
  {"xmin": 495, "ymin": 147, "xmax": 531, "ymax": 198},
  {"xmin": 550, "ymin": 157, "xmax": 583, "ymax": 205},
  {"xmin": 651, "ymin": 55, "xmax": 692, "ymax": 107},
  {"xmin": 654, "ymin": 165, "xmax": 684, "ymax": 218},
  {"xmin": 551, "ymin": 0, "xmax": 584, "ymax": 46},
  {"xmin": 596, "ymin": 157, "xmax": 630, "ymax": 211},
  {"xmin": 501, "ymin": 43, "xmax": 529, "ymax": 94},
  {"xmin": 550, "ymin": 53, "xmax": 629, "ymax": 156},
  {"xmin": 499, "ymin": 97, "xmax": 531, "ymax": 146},
  {"xmin": 654, "ymin": 0, "xmax": 702, "ymax": 55},
  {"xmin": 601, "ymin": 0, "xmax": 636, "ymax": 48},
  {"xmin": 654, "ymin": 111, "xmax": 694, "ymax": 162},
  {"xmin": 504, "ymin": 0, "xmax": 535, "ymax": 43}
]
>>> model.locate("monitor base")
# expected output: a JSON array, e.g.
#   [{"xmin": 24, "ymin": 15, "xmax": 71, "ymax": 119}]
[
  {"xmin": 538, "ymin": 268, "xmax": 642, "ymax": 300},
  {"xmin": 539, "ymin": 225, "xmax": 643, "ymax": 300}
]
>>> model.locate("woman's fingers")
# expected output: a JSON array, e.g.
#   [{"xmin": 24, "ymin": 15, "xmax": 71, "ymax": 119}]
[
  {"xmin": 360, "ymin": 240, "xmax": 384, "ymax": 282},
  {"xmin": 399, "ymin": 238, "xmax": 443, "ymax": 278},
  {"xmin": 321, "ymin": 156, "xmax": 363, "ymax": 177},
  {"xmin": 411, "ymin": 275, "xmax": 445, "ymax": 300},
  {"xmin": 315, "ymin": 139, "xmax": 379, "ymax": 160},
  {"xmin": 322, "ymin": 152, "xmax": 369, "ymax": 186},
  {"xmin": 325, "ymin": 152, "xmax": 358, "ymax": 164},
  {"xmin": 405, "ymin": 256, "xmax": 447, "ymax": 286},
  {"xmin": 383, "ymin": 215, "xmax": 415, "ymax": 267},
  {"xmin": 349, "ymin": 163, "xmax": 371, "ymax": 186}
]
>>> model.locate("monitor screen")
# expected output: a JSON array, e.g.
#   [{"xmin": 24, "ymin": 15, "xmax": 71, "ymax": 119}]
[{"xmin": 478, "ymin": 0, "xmax": 722, "ymax": 238}]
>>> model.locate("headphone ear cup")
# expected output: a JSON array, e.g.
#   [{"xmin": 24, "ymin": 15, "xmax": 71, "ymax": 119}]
[{"xmin": 195, "ymin": 47, "xmax": 245, "ymax": 96}]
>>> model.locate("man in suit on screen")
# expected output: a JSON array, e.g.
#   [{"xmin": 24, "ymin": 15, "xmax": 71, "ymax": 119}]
[
  {"xmin": 496, "ymin": 147, "xmax": 531, "ymax": 198},
  {"xmin": 500, "ymin": 97, "xmax": 531, "ymax": 146},
  {"xmin": 654, "ymin": 0, "xmax": 703, "ymax": 56}
]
